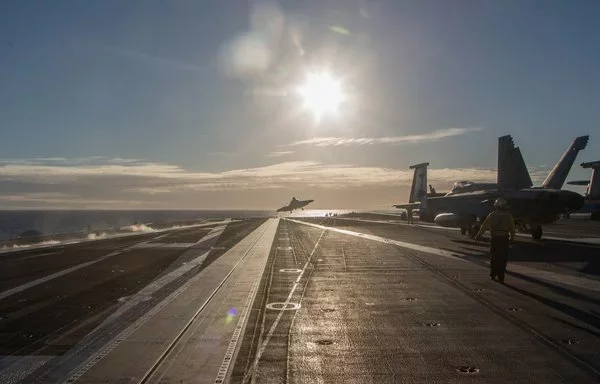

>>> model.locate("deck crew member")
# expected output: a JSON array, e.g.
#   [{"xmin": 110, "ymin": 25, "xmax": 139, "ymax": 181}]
[{"xmin": 475, "ymin": 198, "xmax": 515, "ymax": 283}]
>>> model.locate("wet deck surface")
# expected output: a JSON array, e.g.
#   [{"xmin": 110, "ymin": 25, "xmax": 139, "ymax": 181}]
[
  {"xmin": 0, "ymin": 219, "xmax": 266, "ymax": 383},
  {"xmin": 1, "ymin": 215, "xmax": 599, "ymax": 383},
  {"xmin": 232, "ymin": 217, "xmax": 600, "ymax": 384}
]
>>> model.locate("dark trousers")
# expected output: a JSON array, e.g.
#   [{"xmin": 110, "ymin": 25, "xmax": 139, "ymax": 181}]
[{"xmin": 490, "ymin": 236, "xmax": 509, "ymax": 281}]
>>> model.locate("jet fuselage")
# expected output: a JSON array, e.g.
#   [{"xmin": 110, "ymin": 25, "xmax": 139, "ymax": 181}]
[{"xmin": 419, "ymin": 188, "xmax": 584, "ymax": 225}]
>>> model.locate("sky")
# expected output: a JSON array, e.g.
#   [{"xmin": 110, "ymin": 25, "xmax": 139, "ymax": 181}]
[{"xmin": 1, "ymin": 0, "xmax": 599, "ymax": 210}]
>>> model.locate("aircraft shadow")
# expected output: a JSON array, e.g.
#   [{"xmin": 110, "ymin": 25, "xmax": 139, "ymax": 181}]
[
  {"xmin": 505, "ymin": 283, "xmax": 600, "ymax": 332},
  {"xmin": 552, "ymin": 316, "xmax": 600, "ymax": 339},
  {"xmin": 442, "ymin": 241, "xmax": 600, "ymax": 307},
  {"xmin": 506, "ymin": 270, "xmax": 600, "ymax": 306},
  {"xmin": 451, "ymin": 238, "xmax": 600, "ymax": 277}
]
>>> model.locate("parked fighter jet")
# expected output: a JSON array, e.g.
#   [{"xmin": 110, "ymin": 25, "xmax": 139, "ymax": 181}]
[
  {"xmin": 442, "ymin": 135, "xmax": 588, "ymax": 195},
  {"xmin": 276, "ymin": 197, "xmax": 314, "ymax": 213},
  {"xmin": 567, "ymin": 161, "xmax": 600, "ymax": 220},
  {"xmin": 393, "ymin": 135, "xmax": 587, "ymax": 239}
]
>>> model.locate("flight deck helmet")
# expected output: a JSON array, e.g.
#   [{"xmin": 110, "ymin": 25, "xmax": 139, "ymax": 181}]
[{"xmin": 493, "ymin": 198, "xmax": 509, "ymax": 210}]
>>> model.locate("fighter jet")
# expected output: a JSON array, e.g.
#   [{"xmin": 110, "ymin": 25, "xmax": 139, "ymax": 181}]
[
  {"xmin": 393, "ymin": 135, "xmax": 587, "ymax": 240},
  {"xmin": 276, "ymin": 197, "xmax": 314, "ymax": 213},
  {"xmin": 567, "ymin": 161, "xmax": 600, "ymax": 220},
  {"xmin": 442, "ymin": 135, "xmax": 588, "ymax": 195}
]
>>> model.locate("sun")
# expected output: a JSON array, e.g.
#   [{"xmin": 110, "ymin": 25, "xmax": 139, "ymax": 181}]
[{"xmin": 297, "ymin": 72, "xmax": 344, "ymax": 122}]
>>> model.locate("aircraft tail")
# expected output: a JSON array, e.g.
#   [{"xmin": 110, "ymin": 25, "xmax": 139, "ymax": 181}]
[
  {"xmin": 497, "ymin": 135, "xmax": 533, "ymax": 190},
  {"xmin": 542, "ymin": 135, "xmax": 589, "ymax": 189},
  {"xmin": 408, "ymin": 163, "xmax": 429, "ymax": 208},
  {"xmin": 582, "ymin": 161, "xmax": 600, "ymax": 199}
]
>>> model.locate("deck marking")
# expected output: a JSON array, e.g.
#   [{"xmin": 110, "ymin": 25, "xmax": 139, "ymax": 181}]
[
  {"xmin": 288, "ymin": 219, "xmax": 600, "ymax": 292},
  {"xmin": 337, "ymin": 217, "xmax": 600, "ymax": 245},
  {"xmin": 244, "ymin": 228, "xmax": 326, "ymax": 384},
  {"xmin": 61, "ymin": 220, "xmax": 273, "ymax": 384},
  {"xmin": 213, "ymin": 221, "xmax": 278, "ymax": 383},
  {"xmin": 0, "ymin": 250, "xmax": 126, "ymax": 301},
  {"xmin": 287, "ymin": 219, "xmax": 466, "ymax": 262}
]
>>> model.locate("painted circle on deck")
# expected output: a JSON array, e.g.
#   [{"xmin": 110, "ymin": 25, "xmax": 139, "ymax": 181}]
[
  {"xmin": 424, "ymin": 322, "xmax": 441, "ymax": 327},
  {"xmin": 456, "ymin": 366, "xmax": 479, "ymax": 374},
  {"xmin": 279, "ymin": 268, "xmax": 302, "ymax": 273},
  {"xmin": 266, "ymin": 302, "xmax": 301, "ymax": 311}
]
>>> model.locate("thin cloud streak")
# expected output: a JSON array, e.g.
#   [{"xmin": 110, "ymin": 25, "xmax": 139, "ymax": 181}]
[
  {"xmin": 266, "ymin": 151, "xmax": 294, "ymax": 158},
  {"xmin": 207, "ymin": 152, "xmax": 238, "ymax": 157},
  {"xmin": 287, "ymin": 127, "xmax": 481, "ymax": 147}
]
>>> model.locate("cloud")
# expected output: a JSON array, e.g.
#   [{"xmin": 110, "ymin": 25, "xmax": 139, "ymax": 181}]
[
  {"xmin": 0, "ymin": 157, "xmax": 506, "ymax": 208},
  {"xmin": 207, "ymin": 152, "xmax": 238, "ymax": 157},
  {"xmin": 287, "ymin": 127, "xmax": 481, "ymax": 147},
  {"xmin": 0, "ymin": 157, "xmax": 496, "ymax": 189},
  {"xmin": 528, "ymin": 166, "xmax": 551, "ymax": 184},
  {"xmin": 266, "ymin": 151, "xmax": 294, "ymax": 158},
  {"xmin": 0, "ymin": 193, "xmax": 145, "ymax": 207},
  {"xmin": 0, "ymin": 157, "xmax": 144, "ymax": 166}
]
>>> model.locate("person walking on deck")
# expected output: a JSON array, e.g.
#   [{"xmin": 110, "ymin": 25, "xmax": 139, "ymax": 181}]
[{"xmin": 475, "ymin": 198, "xmax": 516, "ymax": 283}]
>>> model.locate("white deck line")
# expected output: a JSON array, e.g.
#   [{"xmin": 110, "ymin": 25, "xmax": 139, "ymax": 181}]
[{"xmin": 288, "ymin": 219, "xmax": 600, "ymax": 293}]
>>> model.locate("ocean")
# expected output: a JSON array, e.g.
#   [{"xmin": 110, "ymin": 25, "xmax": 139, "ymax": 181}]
[
  {"xmin": 0, "ymin": 209, "xmax": 366, "ymax": 241},
  {"xmin": 0, "ymin": 210, "xmax": 271, "ymax": 240}
]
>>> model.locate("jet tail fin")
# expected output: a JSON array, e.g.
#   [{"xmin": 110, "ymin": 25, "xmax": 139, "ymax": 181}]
[
  {"xmin": 497, "ymin": 135, "xmax": 533, "ymax": 190},
  {"xmin": 582, "ymin": 160, "xmax": 600, "ymax": 199},
  {"xmin": 408, "ymin": 163, "xmax": 429, "ymax": 208},
  {"xmin": 542, "ymin": 136, "xmax": 589, "ymax": 189}
]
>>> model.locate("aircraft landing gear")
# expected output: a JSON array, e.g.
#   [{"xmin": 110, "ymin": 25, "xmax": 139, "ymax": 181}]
[
  {"xmin": 531, "ymin": 225, "xmax": 543, "ymax": 240},
  {"xmin": 470, "ymin": 223, "xmax": 480, "ymax": 238},
  {"xmin": 460, "ymin": 226, "xmax": 467, "ymax": 235},
  {"xmin": 465, "ymin": 223, "xmax": 480, "ymax": 237}
]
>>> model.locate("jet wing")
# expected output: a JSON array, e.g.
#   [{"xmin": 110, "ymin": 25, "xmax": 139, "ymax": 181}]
[{"xmin": 393, "ymin": 202, "xmax": 421, "ymax": 209}]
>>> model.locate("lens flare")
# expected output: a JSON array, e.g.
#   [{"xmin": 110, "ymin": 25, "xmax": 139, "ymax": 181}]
[{"xmin": 225, "ymin": 307, "xmax": 238, "ymax": 324}]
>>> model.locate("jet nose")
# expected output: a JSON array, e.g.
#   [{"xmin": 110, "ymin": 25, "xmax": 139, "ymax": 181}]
[{"xmin": 560, "ymin": 190, "xmax": 584, "ymax": 211}]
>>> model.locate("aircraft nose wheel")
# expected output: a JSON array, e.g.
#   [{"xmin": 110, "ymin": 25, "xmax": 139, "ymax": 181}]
[{"xmin": 460, "ymin": 226, "xmax": 467, "ymax": 235}]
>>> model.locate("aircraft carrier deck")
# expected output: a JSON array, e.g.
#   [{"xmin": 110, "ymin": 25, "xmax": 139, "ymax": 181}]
[{"xmin": 1, "ymin": 214, "xmax": 599, "ymax": 383}]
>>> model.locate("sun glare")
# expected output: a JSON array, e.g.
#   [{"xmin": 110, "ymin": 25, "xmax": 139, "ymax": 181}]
[{"xmin": 297, "ymin": 72, "xmax": 344, "ymax": 122}]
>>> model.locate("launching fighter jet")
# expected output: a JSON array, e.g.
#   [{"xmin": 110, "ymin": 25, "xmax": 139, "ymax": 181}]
[
  {"xmin": 393, "ymin": 135, "xmax": 588, "ymax": 239},
  {"xmin": 567, "ymin": 161, "xmax": 600, "ymax": 220},
  {"xmin": 276, "ymin": 197, "xmax": 314, "ymax": 213}
]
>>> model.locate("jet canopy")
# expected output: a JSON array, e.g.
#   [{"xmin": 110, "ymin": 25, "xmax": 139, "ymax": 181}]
[{"xmin": 450, "ymin": 181, "xmax": 475, "ymax": 193}]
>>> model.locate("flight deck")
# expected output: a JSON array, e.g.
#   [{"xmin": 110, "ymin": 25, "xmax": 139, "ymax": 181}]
[{"xmin": 1, "ymin": 215, "xmax": 599, "ymax": 383}]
